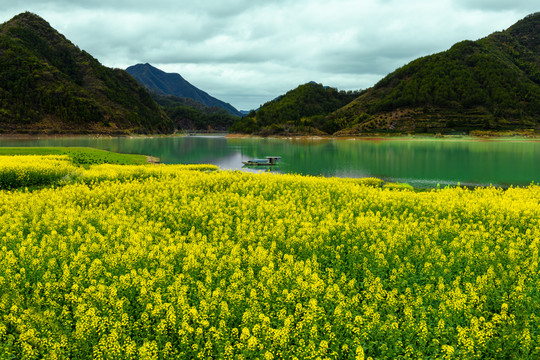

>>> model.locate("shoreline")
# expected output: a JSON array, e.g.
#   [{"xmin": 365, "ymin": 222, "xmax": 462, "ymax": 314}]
[
  {"xmin": 0, "ymin": 133, "xmax": 186, "ymax": 140},
  {"xmin": 0, "ymin": 131, "xmax": 538, "ymax": 142},
  {"xmin": 226, "ymin": 132, "xmax": 540, "ymax": 142}
]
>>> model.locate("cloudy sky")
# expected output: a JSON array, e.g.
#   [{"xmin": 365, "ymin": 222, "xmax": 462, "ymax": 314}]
[{"xmin": 1, "ymin": 1, "xmax": 537, "ymax": 110}]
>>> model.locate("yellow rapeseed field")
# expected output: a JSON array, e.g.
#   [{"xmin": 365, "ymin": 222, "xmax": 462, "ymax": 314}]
[
  {"xmin": 0, "ymin": 156, "xmax": 539, "ymax": 359},
  {"xmin": 0, "ymin": 155, "xmax": 78, "ymax": 189}
]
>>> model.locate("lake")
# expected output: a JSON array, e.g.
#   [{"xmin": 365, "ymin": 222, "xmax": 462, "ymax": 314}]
[{"xmin": 1, "ymin": 135, "xmax": 539, "ymax": 188}]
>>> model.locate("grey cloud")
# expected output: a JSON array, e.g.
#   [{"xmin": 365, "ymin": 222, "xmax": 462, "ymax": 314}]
[
  {"xmin": 453, "ymin": 0, "xmax": 539, "ymax": 11},
  {"xmin": 4, "ymin": 0, "xmax": 295, "ymax": 20},
  {"xmin": 0, "ymin": 0, "xmax": 537, "ymax": 110}
]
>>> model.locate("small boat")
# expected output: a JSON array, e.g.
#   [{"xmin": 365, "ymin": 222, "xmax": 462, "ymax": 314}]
[{"xmin": 242, "ymin": 156, "xmax": 281, "ymax": 166}]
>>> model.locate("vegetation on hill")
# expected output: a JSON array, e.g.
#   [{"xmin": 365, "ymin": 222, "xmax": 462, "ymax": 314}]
[
  {"xmin": 126, "ymin": 63, "xmax": 242, "ymax": 117},
  {"xmin": 0, "ymin": 12, "xmax": 173, "ymax": 134},
  {"xmin": 329, "ymin": 12, "xmax": 540, "ymax": 135},
  {"xmin": 151, "ymin": 92, "xmax": 239, "ymax": 131},
  {"xmin": 2, "ymin": 11, "xmax": 538, "ymax": 136},
  {"xmin": 231, "ymin": 82, "xmax": 361, "ymax": 135}
]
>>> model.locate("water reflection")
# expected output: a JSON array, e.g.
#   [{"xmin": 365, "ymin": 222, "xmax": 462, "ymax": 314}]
[{"xmin": 1, "ymin": 135, "xmax": 539, "ymax": 188}]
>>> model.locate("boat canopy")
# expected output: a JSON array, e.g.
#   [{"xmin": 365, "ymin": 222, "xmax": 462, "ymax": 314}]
[
  {"xmin": 251, "ymin": 159, "xmax": 270, "ymax": 164},
  {"xmin": 265, "ymin": 156, "xmax": 281, "ymax": 164},
  {"xmin": 242, "ymin": 156, "xmax": 281, "ymax": 166}
]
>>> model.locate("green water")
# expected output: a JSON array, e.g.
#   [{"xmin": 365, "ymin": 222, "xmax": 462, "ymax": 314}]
[{"xmin": 1, "ymin": 135, "xmax": 539, "ymax": 188}]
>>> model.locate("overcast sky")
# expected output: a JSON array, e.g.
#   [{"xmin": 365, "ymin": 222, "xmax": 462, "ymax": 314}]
[{"xmin": 1, "ymin": 1, "xmax": 537, "ymax": 110}]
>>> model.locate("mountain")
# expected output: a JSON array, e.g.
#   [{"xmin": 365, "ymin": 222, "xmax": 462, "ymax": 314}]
[
  {"xmin": 329, "ymin": 13, "xmax": 540, "ymax": 135},
  {"xmin": 151, "ymin": 92, "xmax": 239, "ymax": 131},
  {"xmin": 0, "ymin": 12, "xmax": 173, "ymax": 134},
  {"xmin": 126, "ymin": 63, "xmax": 242, "ymax": 117},
  {"xmin": 231, "ymin": 82, "xmax": 361, "ymax": 135}
]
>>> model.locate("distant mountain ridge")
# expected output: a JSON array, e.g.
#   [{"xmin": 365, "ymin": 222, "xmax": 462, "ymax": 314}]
[
  {"xmin": 329, "ymin": 12, "xmax": 540, "ymax": 135},
  {"xmin": 3, "ymin": 11, "xmax": 538, "ymax": 136},
  {"xmin": 0, "ymin": 12, "xmax": 173, "ymax": 134},
  {"xmin": 126, "ymin": 63, "xmax": 242, "ymax": 116}
]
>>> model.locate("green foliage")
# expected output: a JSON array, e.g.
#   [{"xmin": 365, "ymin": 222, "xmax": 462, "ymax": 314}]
[
  {"xmin": 329, "ymin": 13, "xmax": 540, "ymax": 134},
  {"xmin": 152, "ymin": 93, "xmax": 239, "ymax": 131},
  {"xmin": 356, "ymin": 177, "xmax": 385, "ymax": 187},
  {"xmin": 383, "ymin": 182, "xmax": 414, "ymax": 191},
  {"xmin": 0, "ymin": 12, "xmax": 173, "ymax": 134},
  {"xmin": 371, "ymin": 37, "xmax": 539, "ymax": 115},
  {"xmin": 340, "ymin": 177, "xmax": 411, "ymax": 189},
  {"xmin": 126, "ymin": 63, "xmax": 242, "ymax": 116},
  {"xmin": 340, "ymin": 177, "xmax": 386, "ymax": 187},
  {"xmin": 230, "ymin": 116, "xmax": 259, "ymax": 134},
  {"xmin": 233, "ymin": 82, "xmax": 361, "ymax": 134}
]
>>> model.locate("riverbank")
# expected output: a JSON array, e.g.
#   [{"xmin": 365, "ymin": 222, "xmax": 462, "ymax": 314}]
[
  {"xmin": 1, "ymin": 129, "xmax": 538, "ymax": 141},
  {"xmin": 0, "ymin": 133, "xmax": 186, "ymax": 140},
  {"xmin": 226, "ymin": 131, "xmax": 540, "ymax": 142}
]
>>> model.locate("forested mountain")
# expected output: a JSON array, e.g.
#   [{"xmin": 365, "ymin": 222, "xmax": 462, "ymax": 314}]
[
  {"xmin": 0, "ymin": 12, "xmax": 173, "ymax": 134},
  {"xmin": 3, "ymin": 11, "xmax": 537, "ymax": 136},
  {"xmin": 152, "ymin": 92, "xmax": 239, "ymax": 131},
  {"xmin": 329, "ymin": 12, "xmax": 540, "ymax": 135},
  {"xmin": 231, "ymin": 82, "xmax": 361, "ymax": 135},
  {"xmin": 126, "ymin": 63, "xmax": 242, "ymax": 116}
]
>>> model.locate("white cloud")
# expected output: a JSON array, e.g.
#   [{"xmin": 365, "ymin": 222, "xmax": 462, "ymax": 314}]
[{"xmin": 0, "ymin": 0, "xmax": 535, "ymax": 110}]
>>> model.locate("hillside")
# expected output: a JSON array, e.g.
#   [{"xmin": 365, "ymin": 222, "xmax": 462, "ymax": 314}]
[
  {"xmin": 329, "ymin": 12, "xmax": 540, "ymax": 135},
  {"xmin": 152, "ymin": 92, "xmax": 239, "ymax": 131},
  {"xmin": 126, "ymin": 63, "xmax": 242, "ymax": 117},
  {"xmin": 0, "ymin": 12, "xmax": 173, "ymax": 134},
  {"xmin": 231, "ymin": 82, "xmax": 361, "ymax": 135}
]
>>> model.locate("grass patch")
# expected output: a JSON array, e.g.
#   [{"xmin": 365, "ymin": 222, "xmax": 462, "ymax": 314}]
[
  {"xmin": 0, "ymin": 153, "xmax": 218, "ymax": 190},
  {"xmin": 0, "ymin": 147, "xmax": 152, "ymax": 190},
  {"xmin": 0, "ymin": 147, "xmax": 149, "ymax": 167}
]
